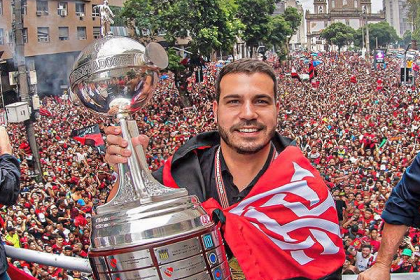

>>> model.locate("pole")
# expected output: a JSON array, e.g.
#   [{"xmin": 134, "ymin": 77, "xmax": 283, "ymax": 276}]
[
  {"xmin": 366, "ymin": 21, "xmax": 370, "ymax": 57},
  {"xmin": 5, "ymin": 246, "xmax": 92, "ymax": 273},
  {"xmin": 14, "ymin": 0, "xmax": 42, "ymax": 178},
  {"xmin": 361, "ymin": 17, "xmax": 365, "ymax": 50},
  {"xmin": 376, "ymin": 37, "xmax": 378, "ymax": 49},
  {"xmin": 403, "ymin": 43, "xmax": 411, "ymax": 85}
]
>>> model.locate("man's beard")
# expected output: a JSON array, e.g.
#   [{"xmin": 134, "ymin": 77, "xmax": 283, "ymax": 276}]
[{"xmin": 218, "ymin": 120, "xmax": 275, "ymax": 155}]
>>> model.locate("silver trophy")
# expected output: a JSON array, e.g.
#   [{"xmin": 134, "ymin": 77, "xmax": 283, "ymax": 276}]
[{"xmin": 68, "ymin": 16, "xmax": 231, "ymax": 280}]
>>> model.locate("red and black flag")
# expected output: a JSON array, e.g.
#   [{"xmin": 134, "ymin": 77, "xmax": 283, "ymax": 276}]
[
  {"xmin": 291, "ymin": 67, "xmax": 301, "ymax": 82},
  {"xmin": 71, "ymin": 124, "xmax": 104, "ymax": 147},
  {"xmin": 309, "ymin": 61, "xmax": 316, "ymax": 81}
]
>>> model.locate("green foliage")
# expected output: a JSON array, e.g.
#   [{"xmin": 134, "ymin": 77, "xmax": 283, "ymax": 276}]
[
  {"xmin": 267, "ymin": 15, "xmax": 292, "ymax": 48},
  {"xmin": 400, "ymin": 30, "xmax": 412, "ymax": 47},
  {"xmin": 320, "ymin": 22, "xmax": 355, "ymax": 51},
  {"xmin": 283, "ymin": 7, "xmax": 301, "ymax": 35},
  {"xmin": 110, "ymin": 6, "xmax": 125, "ymax": 26},
  {"xmin": 166, "ymin": 48, "xmax": 185, "ymax": 74},
  {"xmin": 236, "ymin": 0, "xmax": 276, "ymax": 47},
  {"xmin": 366, "ymin": 21, "xmax": 399, "ymax": 48},
  {"xmin": 121, "ymin": 0, "xmax": 240, "ymax": 57}
]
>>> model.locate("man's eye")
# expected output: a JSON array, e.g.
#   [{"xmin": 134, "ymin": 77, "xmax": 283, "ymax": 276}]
[
  {"xmin": 227, "ymin": 100, "xmax": 239, "ymax": 104},
  {"xmin": 256, "ymin": 99, "xmax": 269, "ymax": 104}
]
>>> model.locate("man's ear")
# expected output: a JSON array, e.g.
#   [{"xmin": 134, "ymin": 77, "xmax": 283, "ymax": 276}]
[{"xmin": 213, "ymin": 100, "xmax": 218, "ymax": 123}]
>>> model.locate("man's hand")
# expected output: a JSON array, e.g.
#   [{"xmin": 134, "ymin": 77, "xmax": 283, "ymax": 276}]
[
  {"xmin": 357, "ymin": 263, "xmax": 390, "ymax": 280},
  {"xmin": 0, "ymin": 126, "xmax": 12, "ymax": 155},
  {"xmin": 104, "ymin": 126, "xmax": 149, "ymax": 169}
]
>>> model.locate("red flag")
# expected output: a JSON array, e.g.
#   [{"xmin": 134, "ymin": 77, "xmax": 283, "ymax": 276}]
[
  {"xmin": 7, "ymin": 263, "xmax": 38, "ymax": 280},
  {"xmin": 204, "ymin": 146, "xmax": 345, "ymax": 279},
  {"xmin": 71, "ymin": 125, "xmax": 104, "ymax": 147}
]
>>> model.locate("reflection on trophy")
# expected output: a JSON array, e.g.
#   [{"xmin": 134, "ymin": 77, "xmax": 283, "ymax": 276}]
[{"xmin": 69, "ymin": 7, "xmax": 231, "ymax": 280}]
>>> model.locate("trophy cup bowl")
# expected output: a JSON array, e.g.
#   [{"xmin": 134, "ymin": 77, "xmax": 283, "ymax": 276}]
[{"xmin": 69, "ymin": 36, "xmax": 231, "ymax": 280}]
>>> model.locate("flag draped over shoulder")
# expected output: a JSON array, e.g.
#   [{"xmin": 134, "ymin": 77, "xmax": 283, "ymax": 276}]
[
  {"xmin": 71, "ymin": 124, "xmax": 104, "ymax": 147},
  {"xmin": 202, "ymin": 146, "xmax": 345, "ymax": 280}
]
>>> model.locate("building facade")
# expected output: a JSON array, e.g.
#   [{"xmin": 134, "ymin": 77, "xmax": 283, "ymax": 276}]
[
  {"xmin": 305, "ymin": 0, "xmax": 385, "ymax": 51},
  {"xmin": 0, "ymin": 0, "xmax": 125, "ymax": 100},
  {"xmin": 383, "ymin": 0, "xmax": 413, "ymax": 38}
]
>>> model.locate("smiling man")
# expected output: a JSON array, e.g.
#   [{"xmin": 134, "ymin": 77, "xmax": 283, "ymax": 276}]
[{"xmin": 105, "ymin": 59, "xmax": 344, "ymax": 280}]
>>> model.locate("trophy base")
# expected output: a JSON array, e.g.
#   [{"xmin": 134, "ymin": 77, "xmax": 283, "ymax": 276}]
[{"xmin": 90, "ymin": 225, "xmax": 231, "ymax": 280}]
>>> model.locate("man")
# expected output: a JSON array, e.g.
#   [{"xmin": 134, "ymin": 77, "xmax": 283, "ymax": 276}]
[
  {"xmin": 105, "ymin": 59, "xmax": 344, "ymax": 279},
  {"xmin": 359, "ymin": 152, "xmax": 420, "ymax": 280},
  {"xmin": 0, "ymin": 126, "xmax": 21, "ymax": 280},
  {"xmin": 348, "ymin": 244, "xmax": 374, "ymax": 273}
]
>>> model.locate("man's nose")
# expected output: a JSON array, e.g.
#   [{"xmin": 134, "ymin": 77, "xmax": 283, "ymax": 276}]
[{"xmin": 239, "ymin": 101, "xmax": 257, "ymax": 120}]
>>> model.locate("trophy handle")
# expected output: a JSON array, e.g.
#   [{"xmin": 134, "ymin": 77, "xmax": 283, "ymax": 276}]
[{"xmin": 98, "ymin": 117, "xmax": 187, "ymax": 214}]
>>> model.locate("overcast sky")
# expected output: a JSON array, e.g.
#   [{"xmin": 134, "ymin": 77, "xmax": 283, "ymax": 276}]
[{"xmin": 299, "ymin": 0, "xmax": 383, "ymax": 13}]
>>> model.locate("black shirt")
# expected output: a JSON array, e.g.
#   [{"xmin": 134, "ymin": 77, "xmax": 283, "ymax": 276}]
[{"xmin": 199, "ymin": 144, "xmax": 275, "ymax": 207}]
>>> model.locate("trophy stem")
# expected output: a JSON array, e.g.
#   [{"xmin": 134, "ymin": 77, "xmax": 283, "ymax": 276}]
[{"xmin": 98, "ymin": 116, "xmax": 187, "ymax": 214}]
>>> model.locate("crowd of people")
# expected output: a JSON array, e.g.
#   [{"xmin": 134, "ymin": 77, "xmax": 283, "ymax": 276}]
[{"xmin": 1, "ymin": 51, "xmax": 420, "ymax": 279}]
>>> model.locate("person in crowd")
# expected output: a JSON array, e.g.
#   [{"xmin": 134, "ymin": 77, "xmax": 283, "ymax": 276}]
[
  {"xmin": 0, "ymin": 126, "xmax": 21, "ymax": 280},
  {"xmin": 358, "ymin": 152, "xmax": 420, "ymax": 279}
]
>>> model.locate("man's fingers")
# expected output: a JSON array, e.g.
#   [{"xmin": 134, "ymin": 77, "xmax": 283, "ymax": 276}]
[
  {"xmin": 132, "ymin": 135, "xmax": 149, "ymax": 151},
  {"xmin": 106, "ymin": 145, "xmax": 131, "ymax": 158},
  {"xmin": 104, "ymin": 126, "xmax": 122, "ymax": 136},
  {"xmin": 106, "ymin": 134, "xmax": 128, "ymax": 148}
]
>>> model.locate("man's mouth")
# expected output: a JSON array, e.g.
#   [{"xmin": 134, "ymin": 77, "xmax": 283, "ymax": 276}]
[{"xmin": 238, "ymin": 128, "xmax": 260, "ymax": 133}]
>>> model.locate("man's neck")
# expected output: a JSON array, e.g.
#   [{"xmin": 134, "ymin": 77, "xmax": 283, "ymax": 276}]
[{"xmin": 220, "ymin": 141, "xmax": 272, "ymax": 192}]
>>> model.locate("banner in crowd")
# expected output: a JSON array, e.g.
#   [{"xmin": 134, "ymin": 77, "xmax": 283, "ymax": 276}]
[{"xmin": 70, "ymin": 124, "xmax": 104, "ymax": 147}]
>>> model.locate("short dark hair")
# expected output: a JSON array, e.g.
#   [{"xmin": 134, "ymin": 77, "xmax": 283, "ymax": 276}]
[
  {"xmin": 215, "ymin": 59, "xmax": 277, "ymax": 102},
  {"xmin": 361, "ymin": 244, "xmax": 372, "ymax": 250}
]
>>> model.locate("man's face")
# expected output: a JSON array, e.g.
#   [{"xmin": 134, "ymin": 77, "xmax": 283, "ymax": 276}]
[
  {"xmin": 361, "ymin": 247, "xmax": 371, "ymax": 258},
  {"xmin": 213, "ymin": 72, "xmax": 278, "ymax": 155}
]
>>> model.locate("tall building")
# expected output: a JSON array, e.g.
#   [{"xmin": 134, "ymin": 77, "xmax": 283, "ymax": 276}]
[
  {"xmin": 383, "ymin": 0, "xmax": 413, "ymax": 38},
  {"xmin": 0, "ymin": 0, "xmax": 126, "ymax": 100},
  {"xmin": 305, "ymin": 0, "xmax": 385, "ymax": 51},
  {"xmin": 273, "ymin": 0, "xmax": 306, "ymax": 50}
]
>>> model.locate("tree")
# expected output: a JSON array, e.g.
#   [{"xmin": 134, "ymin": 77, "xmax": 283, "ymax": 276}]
[
  {"xmin": 407, "ymin": 0, "xmax": 420, "ymax": 30},
  {"xmin": 365, "ymin": 21, "xmax": 399, "ymax": 48},
  {"xmin": 236, "ymin": 0, "xmax": 276, "ymax": 57},
  {"xmin": 283, "ymin": 7, "xmax": 302, "ymax": 39},
  {"xmin": 401, "ymin": 30, "xmax": 412, "ymax": 47},
  {"xmin": 320, "ymin": 22, "xmax": 355, "ymax": 52},
  {"xmin": 122, "ymin": 0, "xmax": 240, "ymax": 106}
]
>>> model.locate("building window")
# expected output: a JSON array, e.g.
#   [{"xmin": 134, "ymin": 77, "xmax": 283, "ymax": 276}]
[
  {"xmin": 37, "ymin": 27, "xmax": 49, "ymax": 42},
  {"xmin": 343, "ymin": 0, "xmax": 347, "ymax": 6},
  {"xmin": 331, "ymin": 0, "xmax": 335, "ymax": 9},
  {"xmin": 22, "ymin": 0, "xmax": 27, "ymax": 15},
  {"xmin": 354, "ymin": 0, "xmax": 357, "ymax": 8},
  {"xmin": 318, "ymin": 6, "xmax": 323, "ymax": 13},
  {"xmin": 93, "ymin": 26, "xmax": 101, "ymax": 39},
  {"xmin": 23, "ymin": 28, "xmax": 28, "ymax": 43},
  {"xmin": 59, "ymin": 27, "xmax": 69, "ymax": 41},
  {"xmin": 36, "ymin": 0, "xmax": 48, "ymax": 14},
  {"xmin": 0, "ymin": 0, "xmax": 3, "ymax": 16},
  {"xmin": 92, "ymin": 5, "xmax": 100, "ymax": 17},
  {"xmin": 75, "ymin": 2, "xmax": 85, "ymax": 16},
  {"xmin": 77, "ymin": 27, "xmax": 86, "ymax": 40},
  {"xmin": 58, "ymin": 2, "xmax": 68, "ymax": 16},
  {"xmin": 0, "ymin": 29, "xmax": 3, "ymax": 45}
]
